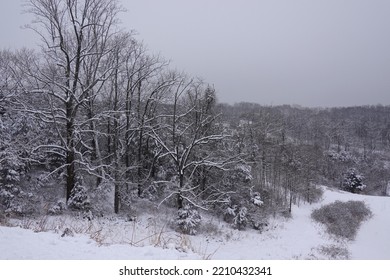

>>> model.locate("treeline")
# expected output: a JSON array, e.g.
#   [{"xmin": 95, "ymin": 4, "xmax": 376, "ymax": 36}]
[
  {"xmin": 219, "ymin": 103, "xmax": 390, "ymax": 197},
  {"xmin": 1, "ymin": 0, "xmax": 389, "ymax": 234}
]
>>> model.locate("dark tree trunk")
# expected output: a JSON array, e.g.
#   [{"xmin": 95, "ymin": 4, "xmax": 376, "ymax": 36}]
[
  {"xmin": 137, "ymin": 129, "xmax": 143, "ymax": 197},
  {"xmin": 114, "ymin": 183, "xmax": 120, "ymax": 214},
  {"xmin": 177, "ymin": 191, "xmax": 183, "ymax": 210},
  {"xmin": 66, "ymin": 149, "xmax": 75, "ymax": 201},
  {"xmin": 66, "ymin": 107, "xmax": 76, "ymax": 201},
  {"xmin": 177, "ymin": 173, "xmax": 184, "ymax": 209}
]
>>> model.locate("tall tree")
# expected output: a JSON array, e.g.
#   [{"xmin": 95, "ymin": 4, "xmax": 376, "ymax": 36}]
[
  {"xmin": 24, "ymin": 0, "xmax": 123, "ymax": 201},
  {"xmin": 151, "ymin": 78, "xmax": 226, "ymax": 209}
]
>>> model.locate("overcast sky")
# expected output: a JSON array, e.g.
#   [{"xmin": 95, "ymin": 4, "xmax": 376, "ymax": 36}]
[{"xmin": 1, "ymin": 0, "xmax": 390, "ymax": 108}]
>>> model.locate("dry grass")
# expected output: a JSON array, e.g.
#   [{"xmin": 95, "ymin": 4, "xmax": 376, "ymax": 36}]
[
  {"xmin": 317, "ymin": 245, "xmax": 350, "ymax": 259},
  {"xmin": 311, "ymin": 200, "xmax": 372, "ymax": 240},
  {"xmin": 4, "ymin": 208, "xmax": 218, "ymax": 258},
  {"xmin": 0, "ymin": 211, "xmax": 10, "ymax": 226}
]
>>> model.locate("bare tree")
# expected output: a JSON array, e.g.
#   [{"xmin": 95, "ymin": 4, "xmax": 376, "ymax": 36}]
[
  {"xmin": 23, "ymin": 0, "xmax": 123, "ymax": 201},
  {"xmin": 150, "ymin": 77, "xmax": 228, "ymax": 209},
  {"xmin": 122, "ymin": 46, "xmax": 170, "ymax": 197},
  {"xmin": 100, "ymin": 35, "xmax": 173, "ymax": 213}
]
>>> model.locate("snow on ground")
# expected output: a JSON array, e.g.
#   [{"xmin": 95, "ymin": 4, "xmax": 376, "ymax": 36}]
[
  {"xmin": 0, "ymin": 225, "xmax": 199, "ymax": 259},
  {"xmin": 348, "ymin": 194, "xmax": 390, "ymax": 259},
  {"xmin": 1, "ymin": 186, "xmax": 389, "ymax": 260}
]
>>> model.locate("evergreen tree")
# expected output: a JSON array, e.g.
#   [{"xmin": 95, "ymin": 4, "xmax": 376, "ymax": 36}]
[{"xmin": 343, "ymin": 168, "xmax": 366, "ymax": 194}]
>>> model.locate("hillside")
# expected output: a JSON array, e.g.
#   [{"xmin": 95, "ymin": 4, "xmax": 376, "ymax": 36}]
[{"xmin": 1, "ymin": 186, "xmax": 389, "ymax": 260}]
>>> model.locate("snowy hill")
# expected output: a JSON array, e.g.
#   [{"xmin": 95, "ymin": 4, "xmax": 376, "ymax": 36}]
[{"xmin": 1, "ymin": 186, "xmax": 389, "ymax": 260}]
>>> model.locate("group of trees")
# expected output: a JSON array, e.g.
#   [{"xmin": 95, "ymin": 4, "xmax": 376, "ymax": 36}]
[
  {"xmin": 219, "ymin": 103, "xmax": 390, "ymax": 198},
  {"xmin": 0, "ymin": 0, "xmax": 248, "ymax": 229},
  {"xmin": 1, "ymin": 0, "xmax": 389, "ymax": 234}
]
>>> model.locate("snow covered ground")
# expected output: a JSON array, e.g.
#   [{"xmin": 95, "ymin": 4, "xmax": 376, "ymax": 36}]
[{"xmin": 1, "ymin": 186, "xmax": 389, "ymax": 260}]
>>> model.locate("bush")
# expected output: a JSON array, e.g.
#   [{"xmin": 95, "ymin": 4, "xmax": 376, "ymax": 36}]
[
  {"xmin": 224, "ymin": 205, "xmax": 248, "ymax": 230},
  {"xmin": 342, "ymin": 168, "xmax": 366, "ymax": 194},
  {"xmin": 317, "ymin": 245, "xmax": 350, "ymax": 260},
  {"xmin": 0, "ymin": 211, "xmax": 7, "ymax": 225},
  {"xmin": 48, "ymin": 200, "xmax": 66, "ymax": 215},
  {"xmin": 0, "ymin": 184, "xmax": 40, "ymax": 216},
  {"xmin": 68, "ymin": 184, "xmax": 91, "ymax": 211},
  {"xmin": 311, "ymin": 200, "xmax": 371, "ymax": 240},
  {"xmin": 176, "ymin": 205, "xmax": 201, "ymax": 235}
]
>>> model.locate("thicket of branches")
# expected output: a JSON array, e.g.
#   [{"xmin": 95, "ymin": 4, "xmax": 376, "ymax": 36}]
[{"xmin": 1, "ymin": 0, "xmax": 389, "ymax": 233}]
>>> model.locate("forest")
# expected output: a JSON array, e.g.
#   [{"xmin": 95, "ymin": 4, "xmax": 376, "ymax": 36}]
[{"xmin": 1, "ymin": 0, "xmax": 390, "ymax": 235}]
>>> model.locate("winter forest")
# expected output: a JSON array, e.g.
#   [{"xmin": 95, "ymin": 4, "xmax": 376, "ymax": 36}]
[{"xmin": 1, "ymin": 0, "xmax": 390, "ymax": 260}]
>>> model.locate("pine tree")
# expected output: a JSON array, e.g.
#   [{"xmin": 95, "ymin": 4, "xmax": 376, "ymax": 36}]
[{"xmin": 343, "ymin": 168, "xmax": 366, "ymax": 194}]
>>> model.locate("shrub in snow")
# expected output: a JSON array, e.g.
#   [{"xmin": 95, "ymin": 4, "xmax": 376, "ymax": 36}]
[
  {"xmin": 68, "ymin": 183, "xmax": 91, "ymax": 211},
  {"xmin": 311, "ymin": 200, "xmax": 372, "ymax": 240},
  {"xmin": 224, "ymin": 205, "xmax": 248, "ymax": 230},
  {"xmin": 61, "ymin": 228, "xmax": 74, "ymax": 237},
  {"xmin": 82, "ymin": 209, "xmax": 94, "ymax": 221},
  {"xmin": 0, "ymin": 184, "xmax": 39, "ymax": 216},
  {"xmin": 223, "ymin": 205, "xmax": 236, "ymax": 223},
  {"xmin": 89, "ymin": 180, "xmax": 115, "ymax": 214},
  {"xmin": 0, "ymin": 187, "xmax": 14, "ymax": 208},
  {"xmin": 234, "ymin": 206, "xmax": 248, "ymax": 230},
  {"xmin": 251, "ymin": 220, "xmax": 268, "ymax": 231},
  {"xmin": 317, "ymin": 245, "xmax": 350, "ymax": 260},
  {"xmin": 0, "ymin": 140, "xmax": 33, "ymax": 215},
  {"xmin": 342, "ymin": 168, "xmax": 366, "ymax": 194},
  {"xmin": 250, "ymin": 189, "xmax": 264, "ymax": 206},
  {"xmin": 222, "ymin": 186, "xmax": 267, "ymax": 231},
  {"xmin": 176, "ymin": 205, "xmax": 201, "ymax": 235},
  {"xmin": 0, "ymin": 211, "xmax": 6, "ymax": 225},
  {"xmin": 48, "ymin": 200, "xmax": 66, "ymax": 215}
]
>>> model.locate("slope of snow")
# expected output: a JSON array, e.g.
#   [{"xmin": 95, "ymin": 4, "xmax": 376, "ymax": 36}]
[
  {"xmin": 318, "ymin": 188, "xmax": 390, "ymax": 259},
  {"xmin": 349, "ymin": 195, "xmax": 390, "ymax": 259},
  {"xmin": 0, "ymin": 225, "xmax": 199, "ymax": 260},
  {"xmin": 0, "ymin": 186, "xmax": 389, "ymax": 260}
]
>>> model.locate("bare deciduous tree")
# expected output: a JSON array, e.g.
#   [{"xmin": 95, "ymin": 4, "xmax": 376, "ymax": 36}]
[
  {"xmin": 150, "ymin": 77, "xmax": 228, "ymax": 209},
  {"xmin": 24, "ymin": 0, "xmax": 123, "ymax": 201}
]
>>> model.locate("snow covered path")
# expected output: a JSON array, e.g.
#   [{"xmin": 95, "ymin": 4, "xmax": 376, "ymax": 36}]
[
  {"xmin": 208, "ymin": 202, "xmax": 332, "ymax": 259},
  {"xmin": 206, "ymin": 186, "xmax": 390, "ymax": 260},
  {"xmin": 1, "ymin": 187, "xmax": 389, "ymax": 260},
  {"xmin": 349, "ymin": 195, "xmax": 390, "ymax": 259},
  {"xmin": 312, "ymin": 188, "xmax": 390, "ymax": 259}
]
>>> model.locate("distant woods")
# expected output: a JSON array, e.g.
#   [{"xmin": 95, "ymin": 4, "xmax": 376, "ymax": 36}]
[{"xmin": 1, "ymin": 0, "xmax": 389, "ymax": 232}]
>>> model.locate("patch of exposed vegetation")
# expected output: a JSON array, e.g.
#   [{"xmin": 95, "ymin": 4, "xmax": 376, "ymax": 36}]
[{"xmin": 311, "ymin": 200, "xmax": 372, "ymax": 240}]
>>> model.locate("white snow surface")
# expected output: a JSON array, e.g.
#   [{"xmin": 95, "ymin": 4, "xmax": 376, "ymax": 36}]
[{"xmin": 1, "ymin": 186, "xmax": 389, "ymax": 260}]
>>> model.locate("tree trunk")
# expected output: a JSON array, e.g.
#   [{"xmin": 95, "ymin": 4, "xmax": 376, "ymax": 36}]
[
  {"xmin": 114, "ymin": 183, "xmax": 120, "ymax": 214},
  {"xmin": 137, "ymin": 128, "xmax": 143, "ymax": 197},
  {"xmin": 125, "ymin": 78, "xmax": 134, "ymax": 184},
  {"xmin": 66, "ymin": 149, "xmax": 75, "ymax": 201},
  {"xmin": 177, "ymin": 174, "xmax": 184, "ymax": 209},
  {"xmin": 66, "ymin": 110, "xmax": 75, "ymax": 201}
]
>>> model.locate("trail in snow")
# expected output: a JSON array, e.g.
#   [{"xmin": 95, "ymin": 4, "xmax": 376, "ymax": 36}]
[{"xmin": 349, "ymin": 195, "xmax": 390, "ymax": 259}]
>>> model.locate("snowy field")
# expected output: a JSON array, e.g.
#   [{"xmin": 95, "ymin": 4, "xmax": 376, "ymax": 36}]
[{"xmin": 1, "ymin": 186, "xmax": 389, "ymax": 260}]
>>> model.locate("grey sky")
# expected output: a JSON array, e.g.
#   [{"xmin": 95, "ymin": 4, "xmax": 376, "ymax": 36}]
[{"xmin": 1, "ymin": 0, "xmax": 390, "ymax": 107}]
